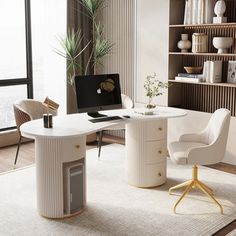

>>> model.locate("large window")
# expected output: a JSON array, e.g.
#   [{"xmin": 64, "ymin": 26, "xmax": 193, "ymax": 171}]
[{"xmin": 0, "ymin": 0, "xmax": 33, "ymax": 131}]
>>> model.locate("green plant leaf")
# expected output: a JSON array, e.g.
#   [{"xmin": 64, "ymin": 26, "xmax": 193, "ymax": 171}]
[
  {"xmin": 55, "ymin": 28, "xmax": 90, "ymax": 85},
  {"xmin": 94, "ymin": 22, "xmax": 113, "ymax": 65},
  {"xmin": 80, "ymin": 0, "xmax": 104, "ymax": 18}
]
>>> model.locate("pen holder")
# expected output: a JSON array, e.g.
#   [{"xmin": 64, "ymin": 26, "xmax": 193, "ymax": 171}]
[{"xmin": 43, "ymin": 114, "xmax": 53, "ymax": 128}]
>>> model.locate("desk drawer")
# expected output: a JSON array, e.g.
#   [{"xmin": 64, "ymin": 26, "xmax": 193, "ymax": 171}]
[
  {"xmin": 147, "ymin": 140, "xmax": 167, "ymax": 164},
  {"xmin": 146, "ymin": 161, "xmax": 167, "ymax": 186},
  {"xmin": 146, "ymin": 120, "xmax": 167, "ymax": 141},
  {"xmin": 63, "ymin": 137, "xmax": 86, "ymax": 162}
]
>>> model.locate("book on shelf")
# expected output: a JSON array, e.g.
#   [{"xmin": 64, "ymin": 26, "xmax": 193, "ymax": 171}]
[
  {"xmin": 203, "ymin": 60, "xmax": 222, "ymax": 83},
  {"xmin": 204, "ymin": 0, "xmax": 216, "ymax": 24},
  {"xmin": 184, "ymin": 0, "xmax": 217, "ymax": 25},
  {"xmin": 227, "ymin": 61, "xmax": 236, "ymax": 83},
  {"xmin": 177, "ymin": 73, "xmax": 203, "ymax": 78},
  {"xmin": 197, "ymin": 0, "xmax": 204, "ymax": 24},
  {"xmin": 175, "ymin": 76, "xmax": 204, "ymax": 83},
  {"xmin": 192, "ymin": 0, "xmax": 198, "ymax": 24}
]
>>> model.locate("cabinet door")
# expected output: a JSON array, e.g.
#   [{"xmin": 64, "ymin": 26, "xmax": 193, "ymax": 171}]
[
  {"xmin": 146, "ymin": 161, "xmax": 167, "ymax": 186},
  {"xmin": 147, "ymin": 140, "xmax": 167, "ymax": 164},
  {"xmin": 62, "ymin": 137, "xmax": 86, "ymax": 162},
  {"xmin": 146, "ymin": 120, "xmax": 167, "ymax": 141}
]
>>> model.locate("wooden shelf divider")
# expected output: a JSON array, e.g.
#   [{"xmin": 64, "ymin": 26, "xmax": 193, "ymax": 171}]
[{"xmin": 170, "ymin": 22, "xmax": 236, "ymax": 28}]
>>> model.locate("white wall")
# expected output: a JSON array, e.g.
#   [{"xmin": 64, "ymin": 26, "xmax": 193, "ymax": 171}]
[
  {"xmin": 135, "ymin": 0, "xmax": 169, "ymax": 106},
  {"xmin": 135, "ymin": 0, "xmax": 236, "ymax": 165}
]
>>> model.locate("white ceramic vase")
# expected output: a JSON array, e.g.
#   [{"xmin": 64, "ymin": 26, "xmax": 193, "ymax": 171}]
[
  {"xmin": 213, "ymin": 0, "xmax": 227, "ymax": 23},
  {"xmin": 177, "ymin": 34, "xmax": 191, "ymax": 53},
  {"xmin": 213, "ymin": 37, "xmax": 233, "ymax": 54},
  {"xmin": 214, "ymin": 0, "xmax": 226, "ymax": 17}
]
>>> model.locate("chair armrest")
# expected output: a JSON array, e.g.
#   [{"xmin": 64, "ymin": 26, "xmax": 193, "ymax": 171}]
[
  {"xmin": 179, "ymin": 133, "xmax": 203, "ymax": 142},
  {"xmin": 187, "ymin": 143, "xmax": 223, "ymax": 165}
]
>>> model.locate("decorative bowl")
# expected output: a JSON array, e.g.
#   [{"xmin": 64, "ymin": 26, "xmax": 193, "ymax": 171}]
[
  {"xmin": 213, "ymin": 37, "xmax": 233, "ymax": 54},
  {"xmin": 184, "ymin": 66, "xmax": 203, "ymax": 74}
]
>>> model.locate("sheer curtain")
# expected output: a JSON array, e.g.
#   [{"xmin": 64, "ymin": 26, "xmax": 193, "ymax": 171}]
[{"xmin": 31, "ymin": 0, "xmax": 67, "ymax": 114}]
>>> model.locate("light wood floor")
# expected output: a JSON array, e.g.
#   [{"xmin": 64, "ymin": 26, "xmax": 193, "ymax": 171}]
[{"xmin": 0, "ymin": 137, "xmax": 235, "ymax": 235}]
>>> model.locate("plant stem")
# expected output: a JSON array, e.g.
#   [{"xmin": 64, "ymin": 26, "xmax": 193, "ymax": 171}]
[{"xmin": 92, "ymin": 16, "xmax": 96, "ymax": 74}]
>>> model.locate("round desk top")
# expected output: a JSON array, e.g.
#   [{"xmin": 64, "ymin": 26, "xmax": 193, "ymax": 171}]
[{"xmin": 20, "ymin": 107, "xmax": 187, "ymax": 139}]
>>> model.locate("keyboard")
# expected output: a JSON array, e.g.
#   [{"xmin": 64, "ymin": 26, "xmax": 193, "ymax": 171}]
[{"xmin": 89, "ymin": 116, "xmax": 123, "ymax": 123}]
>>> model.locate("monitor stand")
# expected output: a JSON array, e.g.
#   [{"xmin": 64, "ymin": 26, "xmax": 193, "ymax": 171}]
[{"xmin": 87, "ymin": 112, "xmax": 108, "ymax": 118}]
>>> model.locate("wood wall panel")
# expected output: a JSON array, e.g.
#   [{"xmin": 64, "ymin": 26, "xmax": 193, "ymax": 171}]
[
  {"xmin": 98, "ymin": 0, "xmax": 135, "ymax": 137},
  {"xmin": 182, "ymin": 83, "xmax": 236, "ymax": 116}
]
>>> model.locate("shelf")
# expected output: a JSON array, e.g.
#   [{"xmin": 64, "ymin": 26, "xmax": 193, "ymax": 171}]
[
  {"xmin": 169, "ymin": 23, "xmax": 236, "ymax": 28},
  {"xmin": 169, "ymin": 52, "xmax": 236, "ymax": 57},
  {"xmin": 169, "ymin": 79, "xmax": 236, "ymax": 88}
]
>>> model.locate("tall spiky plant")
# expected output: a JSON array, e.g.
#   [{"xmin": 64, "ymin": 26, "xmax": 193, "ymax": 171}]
[
  {"xmin": 80, "ymin": 0, "xmax": 113, "ymax": 75},
  {"xmin": 55, "ymin": 29, "xmax": 90, "ymax": 91},
  {"xmin": 94, "ymin": 23, "xmax": 113, "ymax": 68}
]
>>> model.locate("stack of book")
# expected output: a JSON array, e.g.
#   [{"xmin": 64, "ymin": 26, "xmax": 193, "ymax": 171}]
[
  {"xmin": 175, "ymin": 61, "xmax": 222, "ymax": 84},
  {"xmin": 175, "ymin": 73, "xmax": 204, "ymax": 83},
  {"xmin": 203, "ymin": 60, "xmax": 222, "ymax": 83},
  {"xmin": 184, "ymin": 0, "xmax": 217, "ymax": 25}
]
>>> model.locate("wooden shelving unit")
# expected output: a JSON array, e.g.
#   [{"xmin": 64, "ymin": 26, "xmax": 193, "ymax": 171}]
[{"xmin": 168, "ymin": 0, "xmax": 236, "ymax": 116}]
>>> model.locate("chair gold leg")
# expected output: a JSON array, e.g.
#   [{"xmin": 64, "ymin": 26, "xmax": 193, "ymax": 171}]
[
  {"xmin": 173, "ymin": 181, "xmax": 194, "ymax": 213},
  {"xmin": 198, "ymin": 181, "xmax": 213, "ymax": 194},
  {"xmin": 170, "ymin": 164, "xmax": 223, "ymax": 214},
  {"xmin": 169, "ymin": 180, "xmax": 192, "ymax": 195},
  {"xmin": 196, "ymin": 182, "xmax": 223, "ymax": 214}
]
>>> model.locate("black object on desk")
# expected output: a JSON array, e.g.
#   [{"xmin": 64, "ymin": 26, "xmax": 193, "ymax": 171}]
[{"xmin": 89, "ymin": 116, "xmax": 122, "ymax": 123}]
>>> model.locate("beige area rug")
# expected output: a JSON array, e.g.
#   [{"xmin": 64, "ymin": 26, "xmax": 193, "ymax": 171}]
[{"xmin": 0, "ymin": 144, "xmax": 235, "ymax": 236}]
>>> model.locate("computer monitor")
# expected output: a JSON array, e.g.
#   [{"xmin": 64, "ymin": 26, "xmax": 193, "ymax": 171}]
[{"xmin": 75, "ymin": 74, "xmax": 122, "ymax": 118}]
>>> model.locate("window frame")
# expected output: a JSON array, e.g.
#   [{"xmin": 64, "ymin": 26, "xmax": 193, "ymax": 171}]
[{"xmin": 0, "ymin": 0, "xmax": 33, "ymax": 132}]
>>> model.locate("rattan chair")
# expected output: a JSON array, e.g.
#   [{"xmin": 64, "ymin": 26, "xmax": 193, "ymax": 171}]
[{"xmin": 13, "ymin": 99, "xmax": 58, "ymax": 165}]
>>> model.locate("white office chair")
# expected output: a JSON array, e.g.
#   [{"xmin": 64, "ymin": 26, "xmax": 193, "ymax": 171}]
[
  {"xmin": 97, "ymin": 94, "xmax": 134, "ymax": 158},
  {"xmin": 168, "ymin": 108, "xmax": 231, "ymax": 214},
  {"xmin": 13, "ymin": 99, "xmax": 58, "ymax": 165}
]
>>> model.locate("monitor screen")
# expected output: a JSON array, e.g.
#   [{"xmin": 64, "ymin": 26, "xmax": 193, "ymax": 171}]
[{"xmin": 75, "ymin": 74, "xmax": 122, "ymax": 114}]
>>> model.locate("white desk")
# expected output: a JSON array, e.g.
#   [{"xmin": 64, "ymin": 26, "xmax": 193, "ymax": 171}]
[{"xmin": 21, "ymin": 107, "xmax": 186, "ymax": 218}]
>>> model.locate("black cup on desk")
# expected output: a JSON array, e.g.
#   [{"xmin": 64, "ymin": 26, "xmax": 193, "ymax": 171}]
[{"xmin": 43, "ymin": 114, "xmax": 53, "ymax": 128}]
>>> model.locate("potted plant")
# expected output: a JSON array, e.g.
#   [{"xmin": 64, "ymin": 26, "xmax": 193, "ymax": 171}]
[
  {"xmin": 56, "ymin": 0, "xmax": 113, "ymax": 104},
  {"xmin": 144, "ymin": 73, "xmax": 170, "ymax": 109},
  {"xmin": 56, "ymin": 0, "xmax": 114, "ymax": 142}
]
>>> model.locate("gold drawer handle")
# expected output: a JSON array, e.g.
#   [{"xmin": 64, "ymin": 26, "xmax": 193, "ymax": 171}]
[
  {"xmin": 158, "ymin": 172, "xmax": 162, "ymax": 177},
  {"xmin": 158, "ymin": 150, "xmax": 162, "ymax": 154},
  {"xmin": 158, "ymin": 127, "xmax": 163, "ymax": 131},
  {"xmin": 76, "ymin": 145, "xmax": 80, "ymax": 149}
]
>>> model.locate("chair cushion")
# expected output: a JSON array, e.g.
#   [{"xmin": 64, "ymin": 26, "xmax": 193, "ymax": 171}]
[{"xmin": 168, "ymin": 141, "xmax": 207, "ymax": 165}]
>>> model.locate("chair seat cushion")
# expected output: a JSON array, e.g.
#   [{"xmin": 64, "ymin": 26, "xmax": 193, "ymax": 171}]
[{"xmin": 168, "ymin": 141, "xmax": 207, "ymax": 165}]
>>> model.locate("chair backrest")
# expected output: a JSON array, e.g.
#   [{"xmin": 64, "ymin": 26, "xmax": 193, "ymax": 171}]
[
  {"xmin": 13, "ymin": 99, "xmax": 58, "ymax": 132},
  {"xmin": 187, "ymin": 109, "xmax": 231, "ymax": 165},
  {"xmin": 203, "ymin": 108, "xmax": 231, "ymax": 146},
  {"xmin": 13, "ymin": 104, "xmax": 31, "ymax": 132},
  {"xmin": 121, "ymin": 94, "xmax": 133, "ymax": 109},
  {"xmin": 197, "ymin": 108, "xmax": 231, "ymax": 164}
]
